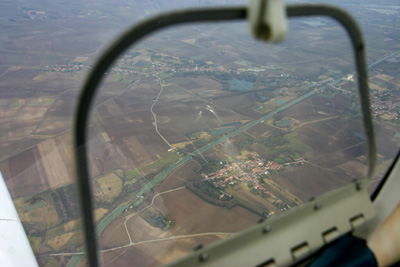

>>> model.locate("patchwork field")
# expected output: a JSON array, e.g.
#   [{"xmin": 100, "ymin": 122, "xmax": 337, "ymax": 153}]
[
  {"xmin": 94, "ymin": 172, "xmax": 123, "ymax": 203},
  {"xmin": 14, "ymin": 197, "xmax": 60, "ymax": 227},
  {"xmin": 1, "ymin": 132, "xmax": 74, "ymax": 196},
  {"xmin": 126, "ymin": 215, "xmax": 172, "ymax": 244},
  {"xmin": 99, "ymin": 111, "xmax": 169, "ymax": 169},
  {"xmin": 98, "ymin": 186, "xmax": 248, "ymax": 266},
  {"xmin": 99, "ymin": 216, "xmax": 130, "ymax": 249},
  {"xmin": 1, "ymin": 3, "xmax": 400, "ymax": 266},
  {"xmin": 168, "ymin": 77, "xmax": 223, "ymax": 95},
  {"xmin": 100, "ymin": 235, "xmax": 222, "ymax": 267},
  {"xmin": 153, "ymin": 188, "xmax": 260, "ymax": 235},
  {"xmin": 227, "ymin": 184, "xmax": 279, "ymax": 214},
  {"xmin": 37, "ymin": 134, "xmax": 75, "ymax": 189},
  {"xmin": 156, "ymin": 159, "xmax": 202, "ymax": 192},
  {"xmin": 213, "ymin": 94, "xmax": 261, "ymax": 119}
]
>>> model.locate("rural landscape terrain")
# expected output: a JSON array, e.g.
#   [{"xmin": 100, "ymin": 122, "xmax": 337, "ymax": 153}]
[{"xmin": 0, "ymin": 0, "xmax": 399, "ymax": 266}]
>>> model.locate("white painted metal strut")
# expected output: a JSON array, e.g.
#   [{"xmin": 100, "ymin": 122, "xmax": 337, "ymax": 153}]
[{"xmin": 249, "ymin": 0, "xmax": 287, "ymax": 42}]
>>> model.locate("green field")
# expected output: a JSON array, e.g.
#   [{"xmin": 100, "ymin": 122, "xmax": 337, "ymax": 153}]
[
  {"xmin": 46, "ymin": 224, "xmax": 66, "ymax": 239},
  {"xmin": 124, "ymin": 168, "xmax": 142, "ymax": 180},
  {"xmin": 106, "ymin": 73, "xmax": 132, "ymax": 83},
  {"xmin": 44, "ymin": 258, "xmax": 60, "ymax": 267},
  {"xmin": 24, "ymin": 201, "xmax": 46, "ymax": 212},
  {"xmin": 27, "ymin": 98, "xmax": 54, "ymax": 106},
  {"xmin": 284, "ymin": 133, "xmax": 311, "ymax": 152},
  {"xmin": 63, "ymin": 229, "xmax": 84, "ymax": 249},
  {"xmin": 370, "ymin": 79, "xmax": 388, "ymax": 88},
  {"xmin": 226, "ymin": 184, "xmax": 264, "ymax": 215},
  {"xmin": 260, "ymin": 144, "xmax": 275, "ymax": 156},
  {"xmin": 96, "ymin": 204, "xmax": 127, "ymax": 234},
  {"xmin": 158, "ymin": 72, "xmax": 172, "ymax": 79},
  {"xmin": 140, "ymin": 152, "xmax": 182, "ymax": 172},
  {"xmin": 0, "ymin": 125, "xmax": 7, "ymax": 138},
  {"xmin": 0, "ymin": 98, "xmax": 19, "ymax": 109},
  {"xmin": 28, "ymin": 236, "xmax": 42, "ymax": 254}
]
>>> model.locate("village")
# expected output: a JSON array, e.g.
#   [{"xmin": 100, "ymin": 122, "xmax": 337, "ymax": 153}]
[
  {"xmin": 370, "ymin": 90, "xmax": 400, "ymax": 121},
  {"xmin": 38, "ymin": 50, "xmax": 270, "ymax": 79},
  {"xmin": 41, "ymin": 63, "xmax": 88, "ymax": 73},
  {"xmin": 204, "ymin": 152, "xmax": 304, "ymax": 213}
]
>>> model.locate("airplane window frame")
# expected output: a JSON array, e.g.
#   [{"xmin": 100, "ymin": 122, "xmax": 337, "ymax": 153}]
[{"xmin": 73, "ymin": 3, "xmax": 377, "ymax": 266}]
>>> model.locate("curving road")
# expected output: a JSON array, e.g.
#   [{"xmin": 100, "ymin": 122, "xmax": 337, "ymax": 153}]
[
  {"xmin": 151, "ymin": 76, "xmax": 173, "ymax": 148},
  {"xmin": 50, "ymin": 232, "xmax": 233, "ymax": 257}
]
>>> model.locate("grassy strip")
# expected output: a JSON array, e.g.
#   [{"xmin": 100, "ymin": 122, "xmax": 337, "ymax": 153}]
[
  {"xmin": 284, "ymin": 132, "xmax": 311, "ymax": 152},
  {"xmin": 139, "ymin": 152, "xmax": 182, "ymax": 172}
]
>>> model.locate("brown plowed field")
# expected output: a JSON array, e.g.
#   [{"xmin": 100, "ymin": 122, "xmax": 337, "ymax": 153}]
[
  {"xmin": 1, "ymin": 146, "xmax": 49, "ymax": 197},
  {"xmin": 156, "ymin": 160, "xmax": 202, "ymax": 193},
  {"xmin": 213, "ymin": 94, "xmax": 260, "ymax": 119},
  {"xmin": 37, "ymin": 137, "xmax": 73, "ymax": 189},
  {"xmin": 154, "ymin": 188, "xmax": 260, "ymax": 236},
  {"xmin": 100, "ymin": 110, "xmax": 154, "ymax": 138},
  {"xmin": 155, "ymin": 101, "xmax": 219, "ymax": 135},
  {"xmin": 101, "ymin": 235, "xmax": 222, "ymax": 267},
  {"xmin": 1, "ymin": 132, "xmax": 76, "ymax": 197},
  {"xmin": 168, "ymin": 77, "xmax": 223, "ymax": 93},
  {"xmin": 99, "ymin": 111, "xmax": 169, "ymax": 168},
  {"xmin": 245, "ymin": 123, "xmax": 272, "ymax": 136},
  {"xmin": 86, "ymin": 126, "xmax": 127, "ymax": 175},
  {"xmin": 99, "ymin": 216, "xmax": 130, "ymax": 249},
  {"xmin": 283, "ymin": 98, "xmax": 315, "ymax": 115},
  {"xmin": 234, "ymin": 186, "xmax": 278, "ymax": 212},
  {"xmin": 272, "ymin": 164, "xmax": 354, "ymax": 202},
  {"xmin": 123, "ymin": 136, "xmax": 153, "ymax": 167},
  {"xmin": 126, "ymin": 215, "xmax": 171, "ymax": 243}
]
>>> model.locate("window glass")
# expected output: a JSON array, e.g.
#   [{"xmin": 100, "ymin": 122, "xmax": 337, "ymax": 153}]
[
  {"xmin": 0, "ymin": 1, "xmax": 398, "ymax": 266},
  {"xmin": 88, "ymin": 17, "xmax": 369, "ymax": 265}
]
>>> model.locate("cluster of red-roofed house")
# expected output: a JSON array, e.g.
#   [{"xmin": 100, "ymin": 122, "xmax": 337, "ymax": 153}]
[
  {"xmin": 204, "ymin": 152, "xmax": 299, "ymax": 212},
  {"xmin": 206, "ymin": 152, "xmax": 283, "ymax": 189}
]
